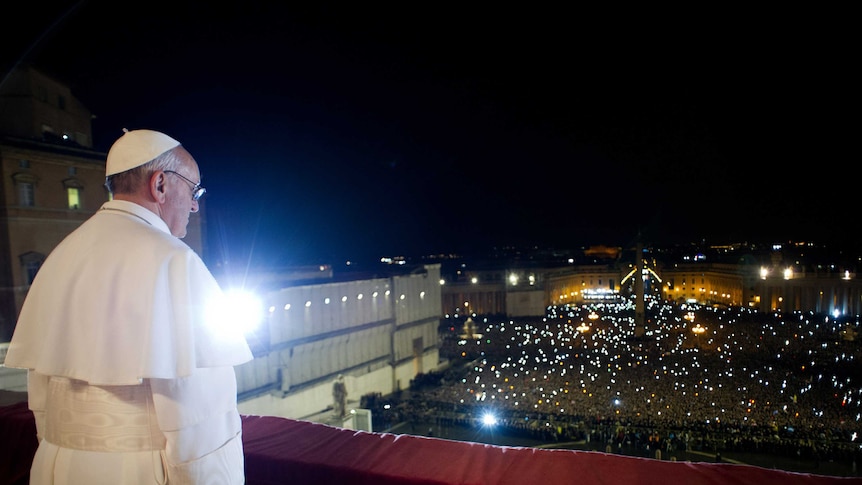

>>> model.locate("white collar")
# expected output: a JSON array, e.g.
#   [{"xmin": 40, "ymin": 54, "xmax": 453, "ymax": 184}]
[{"xmin": 99, "ymin": 199, "xmax": 171, "ymax": 235}]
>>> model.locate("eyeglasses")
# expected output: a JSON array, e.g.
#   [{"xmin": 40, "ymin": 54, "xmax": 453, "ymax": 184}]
[{"xmin": 165, "ymin": 170, "xmax": 206, "ymax": 201}]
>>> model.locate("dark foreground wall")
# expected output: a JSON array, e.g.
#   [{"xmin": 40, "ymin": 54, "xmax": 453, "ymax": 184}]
[{"xmin": 2, "ymin": 401, "xmax": 859, "ymax": 485}]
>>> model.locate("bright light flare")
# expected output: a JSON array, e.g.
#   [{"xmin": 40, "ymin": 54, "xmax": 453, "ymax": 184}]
[
  {"xmin": 481, "ymin": 413, "xmax": 498, "ymax": 426},
  {"xmin": 218, "ymin": 289, "xmax": 264, "ymax": 333}
]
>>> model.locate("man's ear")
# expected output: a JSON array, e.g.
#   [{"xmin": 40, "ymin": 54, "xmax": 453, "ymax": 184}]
[{"xmin": 150, "ymin": 171, "xmax": 168, "ymax": 203}]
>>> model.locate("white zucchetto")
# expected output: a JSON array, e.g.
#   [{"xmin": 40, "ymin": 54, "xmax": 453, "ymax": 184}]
[{"xmin": 105, "ymin": 128, "xmax": 180, "ymax": 176}]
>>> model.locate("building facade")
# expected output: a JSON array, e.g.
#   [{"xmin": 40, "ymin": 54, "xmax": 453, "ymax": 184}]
[
  {"xmin": 235, "ymin": 264, "xmax": 443, "ymax": 420},
  {"xmin": 439, "ymin": 246, "xmax": 862, "ymax": 320}
]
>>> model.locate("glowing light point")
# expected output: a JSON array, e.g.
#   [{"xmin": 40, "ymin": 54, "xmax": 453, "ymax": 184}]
[{"xmin": 481, "ymin": 413, "xmax": 498, "ymax": 426}]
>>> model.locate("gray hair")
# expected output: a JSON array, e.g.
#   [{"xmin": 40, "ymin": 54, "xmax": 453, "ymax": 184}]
[{"xmin": 104, "ymin": 146, "xmax": 184, "ymax": 195}]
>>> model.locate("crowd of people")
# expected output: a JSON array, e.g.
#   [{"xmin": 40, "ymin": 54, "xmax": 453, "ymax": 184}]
[{"xmin": 374, "ymin": 297, "xmax": 862, "ymax": 468}]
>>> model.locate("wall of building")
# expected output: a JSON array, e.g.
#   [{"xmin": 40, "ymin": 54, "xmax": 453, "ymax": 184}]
[
  {"xmin": 0, "ymin": 66, "xmax": 93, "ymax": 147},
  {"xmin": 234, "ymin": 264, "xmax": 443, "ymax": 420},
  {"xmin": 441, "ymin": 284, "xmax": 507, "ymax": 317},
  {"xmin": 0, "ymin": 142, "xmax": 104, "ymax": 338},
  {"xmin": 545, "ymin": 266, "xmax": 621, "ymax": 306},
  {"xmin": 441, "ymin": 257, "xmax": 862, "ymax": 320},
  {"xmin": 752, "ymin": 276, "xmax": 862, "ymax": 315},
  {"xmin": 662, "ymin": 263, "xmax": 745, "ymax": 306}
]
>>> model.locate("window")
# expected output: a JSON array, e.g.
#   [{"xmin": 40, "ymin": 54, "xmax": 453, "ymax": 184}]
[
  {"xmin": 63, "ymin": 178, "xmax": 84, "ymax": 209},
  {"xmin": 24, "ymin": 260, "xmax": 41, "ymax": 284},
  {"xmin": 19, "ymin": 252, "xmax": 45, "ymax": 285},
  {"xmin": 12, "ymin": 172, "xmax": 38, "ymax": 206},
  {"xmin": 67, "ymin": 187, "xmax": 81, "ymax": 210},
  {"xmin": 18, "ymin": 182, "xmax": 35, "ymax": 207},
  {"xmin": 19, "ymin": 159, "xmax": 30, "ymax": 169}
]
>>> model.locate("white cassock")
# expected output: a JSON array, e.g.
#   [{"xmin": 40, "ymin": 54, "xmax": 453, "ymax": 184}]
[{"xmin": 5, "ymin": 200, "xmax": 254, "ymax": 484}]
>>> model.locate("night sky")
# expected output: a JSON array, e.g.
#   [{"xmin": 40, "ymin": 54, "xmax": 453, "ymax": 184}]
[{"xmin": 3, "ymin": 2, "xmax": 856, "ymax": 268}]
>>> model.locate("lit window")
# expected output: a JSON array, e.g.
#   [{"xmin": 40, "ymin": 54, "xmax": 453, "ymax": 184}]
[
  {"xmin": 63, "ymin": 178, "xmax": 84, "ymax": 209},
  {"xmin": 67, "ymin": 187, "xmax": 81, "ymax": 210}
]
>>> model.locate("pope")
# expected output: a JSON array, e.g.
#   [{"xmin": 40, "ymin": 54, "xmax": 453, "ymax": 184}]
[{"xmin": 5, "ymin": 129, "xmax": 253, "ymax": 484}]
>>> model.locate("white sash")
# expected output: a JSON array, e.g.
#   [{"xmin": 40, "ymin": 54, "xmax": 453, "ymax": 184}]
[{"xmin": 45, "ymin": 377, "xmax": 166, "ymax": 452}]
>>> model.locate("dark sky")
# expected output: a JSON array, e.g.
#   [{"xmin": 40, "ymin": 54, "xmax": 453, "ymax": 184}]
[{"xmin": 3, "ymin": 2, "xmax": 857, "ymax": 267}]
